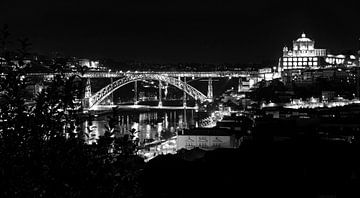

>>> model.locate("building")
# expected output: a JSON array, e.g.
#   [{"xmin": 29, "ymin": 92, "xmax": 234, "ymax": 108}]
[
  {"xmin": 279, "ymin": 33, "xmax": 358, "ymax": 84},
  {"xmin": 177, "ymin": 128, "xmax": 238, "ymax": 150},
  {"xmin": 281, "ymin": 33, "xmax": 326, "ymax": 71}
]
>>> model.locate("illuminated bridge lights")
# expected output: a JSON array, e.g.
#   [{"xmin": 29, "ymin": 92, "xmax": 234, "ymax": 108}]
[
  {"xmin": 88, "ymin": 73, "xmax": 208, "ymax": 110},
  {"xmin": 26, "ymin": 70, "xmax": 257, "ymax": 79}
]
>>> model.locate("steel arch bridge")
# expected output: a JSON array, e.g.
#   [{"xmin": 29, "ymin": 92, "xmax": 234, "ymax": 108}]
[{"xmin": 87, "ymin": 73, "xmax": 207, "ymax": 110}]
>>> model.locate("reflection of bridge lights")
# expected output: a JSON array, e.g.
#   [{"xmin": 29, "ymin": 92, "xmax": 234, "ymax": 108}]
[
  {"xmin": 157, "ymin": 123, "xmax": 163, "ymax": 133},
  {"xmin": 131, "ymin": 123, "xmax": 139, "ymax": 131},
  {"xmin": 146, "ymin": 124, "xmax": 151, "ymax": 139}
]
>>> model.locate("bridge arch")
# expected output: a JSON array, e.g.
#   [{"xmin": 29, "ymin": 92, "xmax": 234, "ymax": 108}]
[{"xmin": 88, "ymin": 74, "xmax": 207, "ymax": 110}]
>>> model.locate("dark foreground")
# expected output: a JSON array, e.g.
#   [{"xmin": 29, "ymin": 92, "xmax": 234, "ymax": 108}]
[
  {"xmin": 2, "ymin": 137, "xmax": 360, "ymax": 198},
  {"xmin": 144, "ymin": 139, "xmax": 360, "ymax": 198}
]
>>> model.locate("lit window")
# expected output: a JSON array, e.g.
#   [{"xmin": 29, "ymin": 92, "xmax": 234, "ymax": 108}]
[
  {"xmin": 313, "ymin": 57, "xmax": 318, "ymax": 61},
  {"xmin": 303, "ymin": 58, "xmax": 308, "ymax": 61},
  {"xmin": 303, "ymin": 62, "xmax": 307, "ymax": 66},
  {"xmin": 289, "ymin": 58, "xmax": 292, "ymax": 61},
  {"xmin": 314, "ymin": 62, "xmax": 318, "ymax": 66},
  {"xmin": 294, "ymin": 62, "xmax": 297, "ymax": 66},
  {"xmin": 283, "ymin": 62, "xmax": 287, "ymax": 66},
  {"xmin": 308, "ymin": 57, "xmax": 312, "ymax": 61},
  {"xmin": 309, "ymin": 62, "xmax": 312, "ymax": 66},
  {"xmin": 298, "ymin": 62, "xmax": 302, "ymax": 66},
  {"xmin": 294, "ymin": 58, "xmax": 297, "ymax": 61},
  {"xmin": 298, "ymin": 58, "xmax": 302, "ymax": 61},
  {"xmin": 283, "ymin": 58, "xmax": 287, "ymax": 61},
  {"xmin": 289, "ymin": 62, "xmax": 292, "ymax": 66}
]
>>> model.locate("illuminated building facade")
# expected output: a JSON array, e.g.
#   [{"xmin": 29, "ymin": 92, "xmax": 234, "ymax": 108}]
[
  {"xmin": 280, "ymin": 33, "xmax": 326, "ymax": 71},
  {"xmin": 177, "ymin": 128, "xmax": 237, "ymax": 150},
  {"xmin": 279, "ymin": 33, "xmax": 358, "ymax": 84}
]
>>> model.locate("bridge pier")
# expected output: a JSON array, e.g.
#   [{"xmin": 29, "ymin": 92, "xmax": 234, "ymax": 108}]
[
  {"xmin": 164, "ymin": 82, "xmax": 168, "ymax": 99},
  {"xmin": 183, "ymin": 77, "xmax": 187, "ymax": 129},
  {"xmin": 207, "ymin": 78, "xmax": 213, "ymax": 102},
  {"xmin": 134, "ymin": 81, "xmax": 138, "ymax": 104},
  {"xmin": 158, "ymin": 80, "xmax": 162, "ymax": 107},
  {"xmin": 109, "ymin": 77, "xmax": 114, "ymax": 105}
]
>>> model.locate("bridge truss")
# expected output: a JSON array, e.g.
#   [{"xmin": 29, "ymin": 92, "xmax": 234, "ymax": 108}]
[{"xmin": 87, "ymin": 73, "xmax": 207, "ymax": 110}]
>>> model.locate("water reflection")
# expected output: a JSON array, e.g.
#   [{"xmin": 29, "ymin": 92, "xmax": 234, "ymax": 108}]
[{"xmin": 88, "ymin": 110, "xmax": 199, "ymax": 143}]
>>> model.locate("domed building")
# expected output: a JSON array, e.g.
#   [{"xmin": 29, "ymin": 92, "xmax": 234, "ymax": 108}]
[
  {"xmin": 280, "ymin": 33, "xmax": 327, "ymax": 71},
  {"xmin": 279, "ymin": 33, "xmax": 358, "ymax": 85}
]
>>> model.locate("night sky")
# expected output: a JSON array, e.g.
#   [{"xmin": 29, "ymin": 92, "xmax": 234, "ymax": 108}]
[{"xmin": 1, "ymin": 0, "xmax": 359, "ymax": 64}]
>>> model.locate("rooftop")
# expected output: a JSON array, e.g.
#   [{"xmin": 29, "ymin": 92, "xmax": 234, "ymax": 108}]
[
  {"xmin": 296, "ymin": 33, "xmax": 312, "ymax": 42},
  {"xmin": 180, "ymin": 128, "xmax": 232, "ymax": 136}
]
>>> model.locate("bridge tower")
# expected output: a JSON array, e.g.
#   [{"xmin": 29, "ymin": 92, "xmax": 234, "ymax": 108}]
[
  {"xmin": 83, "ymin": 78, "xmax": 92, "ymax": 109},
  {"xmin": 207, "ymin": 78, "xmax": 213, "ymax": 102},
  {"xmin": 85, "ymin": 78, "xmax": 92, "ymax": 98},
  {"xmin": 238, "ymin": 77, "xmax": 242, "ymax": 93}
]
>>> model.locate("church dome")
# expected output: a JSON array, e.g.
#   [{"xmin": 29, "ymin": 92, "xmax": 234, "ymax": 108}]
[{"xmin": 296, "ymin": 33, "xmax": 312, "ymax": 42}]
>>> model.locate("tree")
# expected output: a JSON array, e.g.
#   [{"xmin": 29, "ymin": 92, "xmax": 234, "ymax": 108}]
[{"xmin": 0, "ymin": 26, "xmax": 144, "ymax": 197}]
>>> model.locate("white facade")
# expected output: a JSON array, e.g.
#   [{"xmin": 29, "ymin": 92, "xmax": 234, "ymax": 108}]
[
  {"xmin": 281, "ymin": 33, "xmax": 326, "ymax": 70},
  {"xmin": 177, "ymin": 135, "xmax": 234, "ymax": 150}
]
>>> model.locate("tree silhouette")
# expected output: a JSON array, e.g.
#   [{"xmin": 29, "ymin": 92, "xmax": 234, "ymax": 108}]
[{"xmin": 0, "ymin": 26, "xmax": 144, "ymax": 197}]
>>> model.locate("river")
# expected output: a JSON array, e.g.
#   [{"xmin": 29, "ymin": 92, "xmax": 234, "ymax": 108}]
[{"xmin": 85, "ymin": 108, "xmax": 207, "ymax": 144}]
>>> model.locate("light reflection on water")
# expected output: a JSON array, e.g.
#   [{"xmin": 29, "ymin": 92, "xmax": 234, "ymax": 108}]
[{"xmin": 88, "ymin": 110, "xmax": 198, "ymax": 142}]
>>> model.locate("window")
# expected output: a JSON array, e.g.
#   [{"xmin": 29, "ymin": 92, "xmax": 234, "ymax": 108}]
[
  {"xmin": 314, "ymin": 62, "xmax": 318, "ymax": 66},
  {"xmin": 309, "ymin": 62, "xmax": 312, "ymax": 66},
  {"xmin": 199, "ymin": 142, "xmax": 208, "ymax": 148},
  {"xmin": 213, "ymin": 143, "xmax": 221, "ymax": 148},
  {"xmin": 313, "ymin": 57, "xmax": 318, "ymax": 61},
  {"xmin": 303, "ymin": 57, "xmax": 308, "ymax": 61},
  {"xmin": 298, "ymin": 58, "xmax": 302, "ymax": 61},
  {"xmin": 294, "ymin": 58, "xmax": 297, "ymax": 61},
  {"xmin": 298, "ymin": 62, "xmax": 302, "ymax": 66},
  {"xmin": 303, "ymin": 62, "xmax": 307, "ymax": 66},
  {"xmin": 294, "ymin": 62, "xmax": 297, "ymax": 66},
  {"xmin": 289, "ymin": 58, "xmax": 292, "ymax": 61},
  {"xmin": 289, "ymin": 62, "xmax": 292, "ymax": 66},
  {"xmin": 283, "ymin": 62, "xmax": 287, "ymax": 66},
  {"xmin": 283, "ymin": 58, "xmax": 287, "ymax": 61}
]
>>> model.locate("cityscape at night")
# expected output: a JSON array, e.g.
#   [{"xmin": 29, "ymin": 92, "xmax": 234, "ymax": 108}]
[{"xmin": 1, "ymin": 1, "xmax": 360, "ymax": 197}]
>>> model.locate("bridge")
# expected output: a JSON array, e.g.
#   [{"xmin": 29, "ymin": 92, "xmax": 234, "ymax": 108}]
[
  {"xmin": 26, "ymin": 70, "xmax": 259, "ymax": 110},
  {"xmin": 26, "ymin": 70, "xmax": 258, "ymax": 79}
]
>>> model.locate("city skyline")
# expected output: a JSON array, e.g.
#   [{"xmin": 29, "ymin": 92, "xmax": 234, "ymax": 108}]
[{"xmin": 1, "ymin": 0, "xmax": 360, "ymax": 64}]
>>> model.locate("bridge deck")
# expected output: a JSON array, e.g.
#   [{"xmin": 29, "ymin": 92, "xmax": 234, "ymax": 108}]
[{"xmin": 26, "ymin": 71, "xmax": 258, "ymax": 78}]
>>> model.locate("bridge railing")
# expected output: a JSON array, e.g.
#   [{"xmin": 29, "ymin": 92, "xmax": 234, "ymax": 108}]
[{"xmin": 26, "ymin": 70, "xmax": 259, "ymax": 78}]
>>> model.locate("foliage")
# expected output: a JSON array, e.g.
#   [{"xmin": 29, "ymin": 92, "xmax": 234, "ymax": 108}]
[
  {"xmin": 250, "ymin": 79, "xmax": 288, "ymax": 103},
  {"xmin": 0, "ymin": 26, "xmax": 144, "ymax": 197}
]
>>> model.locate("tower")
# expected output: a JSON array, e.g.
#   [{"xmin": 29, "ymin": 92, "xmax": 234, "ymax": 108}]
[
  {"xmin": 85, "ymin": 78, "xmax": 91, "ymax": 98},
  {"xmin": 207, "ymin": 78, "xmax": 213, "ymax": 102}
]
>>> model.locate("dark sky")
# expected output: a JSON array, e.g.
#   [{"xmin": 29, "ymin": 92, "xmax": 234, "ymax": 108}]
[{"xmin": 1, "ymin": 0, "xmax": 359, "ymax": 64}]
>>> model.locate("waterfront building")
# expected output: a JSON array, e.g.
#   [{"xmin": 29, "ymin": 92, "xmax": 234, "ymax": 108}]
[{"xmin": 177, "ymin": 128, "xmax": 237, "ymax": 150}]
